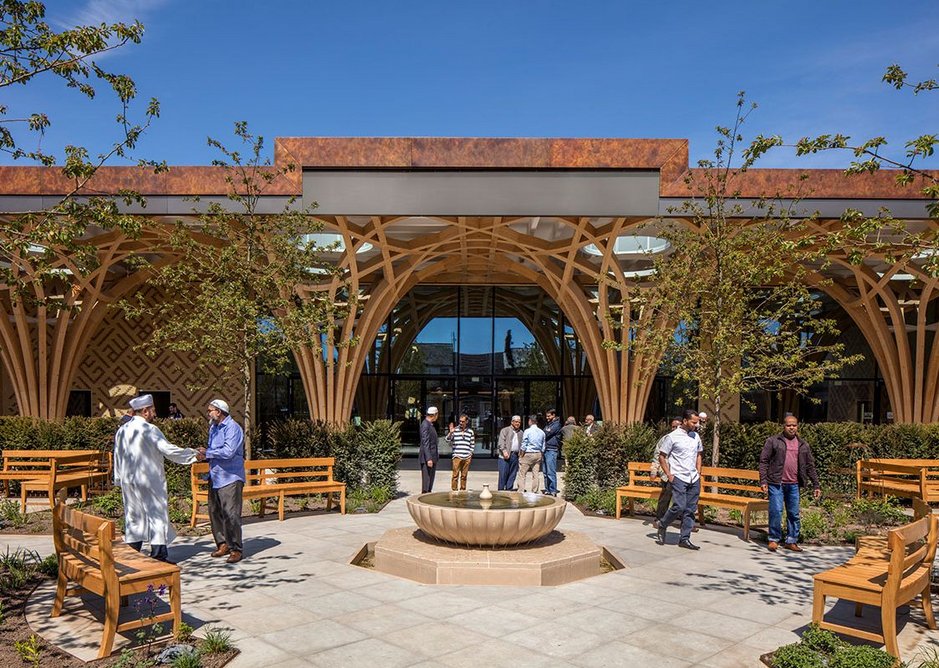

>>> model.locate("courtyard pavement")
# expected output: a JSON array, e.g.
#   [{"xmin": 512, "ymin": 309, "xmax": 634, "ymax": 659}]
[{"xmin": 5, "ymin": 464, "xmax": 939, "ymax": 667}]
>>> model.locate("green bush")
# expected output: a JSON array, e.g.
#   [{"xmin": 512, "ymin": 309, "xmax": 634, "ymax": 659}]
[
  {"xmin": 772, "ymin": 642, "xmax": 826, "ymax": 668},
  {"xmin": 575, "ymin": 487, "xmax": 617, "ymax": 516},
  {"xmin": 828, "ymin": 645, "xmax": 897, "ymax": 668},
  {"xmin": 849, "ymin": 497, "xmax": 907, "ymax": 527},
  {"xmin": 563, "ymin": 422, "xmax": 657, "ymax": 500},
  {"xmin": 799, "ymin": 506, "xmax": 828, "ymax": 541},
  {"xmin": 799, "ymin": 625, "xmax": 844, "ymax": 654},
  {"xmin": 358, "ymin": 420, "xmax": 402, "ymax": 493}
]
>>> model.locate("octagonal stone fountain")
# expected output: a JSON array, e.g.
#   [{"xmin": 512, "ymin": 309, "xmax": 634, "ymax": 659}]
[{"xmin": 372, "ymin": 485, "xmax": 608, "ymax": 586}]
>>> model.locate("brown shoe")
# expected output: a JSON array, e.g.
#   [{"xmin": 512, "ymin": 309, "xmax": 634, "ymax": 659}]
[
  {"xmin": 785, "ymin": 543, "xmax": 804, "ymax": 552},
  {"xmin": 210, "ymin": 544, "xmax": 229, "ymax": 558},
  {"xmin": 226, "ymin": 551, "xmax": 243, "ymax": 564},
  {"xmin": 768, "ymin": 541, "xmax": 779, "ymax": 552}
]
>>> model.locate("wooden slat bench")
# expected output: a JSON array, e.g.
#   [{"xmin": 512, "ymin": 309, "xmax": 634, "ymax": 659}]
[
  {"xmin": 190, "ymin": 456, "xmax": 347, "ymax": 527},
  {"xmin": 1, "ymin": 450, "xmax": 112, "ymax": 512},
  {"xmin": 813, "ymin": 513, "xmax": 938, "ymax": 659},
  {"xmin": 615, "ymin": 462, "xmax": 768, "ymax": 541},
  {"xmin": 856, "ymin": 459, "xmax": 939, "ymax": 503},
  {"xmin": 52, "ymin": 498, "xmax": 181, "ymax": 658}
]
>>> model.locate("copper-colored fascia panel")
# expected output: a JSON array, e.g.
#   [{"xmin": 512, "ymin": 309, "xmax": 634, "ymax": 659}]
[
  {"xmin": 0, "ymin": 137, "xmax": 934, "ymax": 201},
  {"xmin": 661, "ymin": 167, "xmax": 937, "ymax": 200}
]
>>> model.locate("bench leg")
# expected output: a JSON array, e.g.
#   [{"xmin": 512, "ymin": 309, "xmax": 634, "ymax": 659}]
[
  {"xmin": 743, "ymin": 508, "xmax": 751, "ymax": 542},
  {"xmin": 923, "ymin": 584, "xmax": 937, "ymax": 630},
  {"xmin": 80, "ymin": 484, "xmax": 88, "ymax": 502},
  {"xmin": 99, "ymin": 589, "xmax": 120, "ymax": 658},
  {"xmin": 51, "ymin": 566, "xmax": 67, "ymax": 617},
  {"xmin": 20, "ymin": 487, "xmax": 27, "ymax": 514},
  {"xmin": 340, "ymin": 488, "xmax": 346, "ymax": 515},
  {"xmin": 258, "ymin": 497, "xmax": 266, "ymax": 517},
  {"xmin": 697, "ymin": 505, "xmax": 705, "ymax": 526},
  {"xmin": 615, "ymin": 493, "xmax": 622, "ymax": 520},
  {"xmin": 881, "ymin": 605, "xmax": 899, "ymax": 658},
  {"xmin": 170, "ymin": 572, "xmax": 182, "ymax": 636},
  {"xmin": 812, "ymin": 586, "xmax": 826, "ymax": 626},
  {"xmin": 855, "ymin": 602, "xmax": 864, "ymax": 617},
  {"xmin": 190, "ymin": 498, "xmax": 198, "ymax": 529},
  {"xmin": 278, "ymin": 492, "xmax": 285, "ymax": 521}
]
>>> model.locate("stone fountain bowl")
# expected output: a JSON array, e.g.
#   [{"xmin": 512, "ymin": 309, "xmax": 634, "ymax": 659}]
[{"xmin": 406, "ymin": 491, "xmax": 567, "ymax": 546}]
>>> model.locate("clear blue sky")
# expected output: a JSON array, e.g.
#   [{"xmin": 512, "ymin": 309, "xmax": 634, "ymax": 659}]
[{"xmin": 7, "ymin": 0, "xmax": 938, "ymax": 169}]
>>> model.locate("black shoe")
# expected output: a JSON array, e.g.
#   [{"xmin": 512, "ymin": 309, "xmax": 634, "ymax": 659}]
[
  {"xmin": 678, "ymin": 540, "xmax": 700, "ymax": 550},
  {"xmin": 656, "ymin": 526, "xmax": 666, "ymax": 545}
]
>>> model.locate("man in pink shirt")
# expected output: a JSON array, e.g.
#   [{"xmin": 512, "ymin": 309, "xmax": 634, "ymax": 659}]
[{"xmin": 758, "ymin": 415, "xmax": 821, "ymax": 552}]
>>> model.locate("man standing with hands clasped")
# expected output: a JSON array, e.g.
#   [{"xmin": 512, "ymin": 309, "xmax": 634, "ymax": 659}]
[
  {"xmin": 759, "ymin": 415, "xmax": 821, "ymax": 552},
  {"xmin": 656, "ymin": 410, "xmax": 703, "ymax": 550}
]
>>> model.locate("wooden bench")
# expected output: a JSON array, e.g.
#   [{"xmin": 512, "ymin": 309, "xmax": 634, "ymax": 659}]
[
  {"xmin": 857, "ymin": 459, "xmax": 939, "ymax": 503},
  {"xmin": 813, "ymin": 513, "xmax": 938, "ymax": 659},
  {"xmin": 1, "ymin": 450, "xmax": 112, "ymax": 512},
  {"xmin": 52, "ymin": 498, "xmax": 181, "ymax": 658},
  {"xmin": 190, "ymin": 456, "xmax": 346, "ymax": 527},
  {"xmin": 615, "ymin": 462, "xmax": 768, "ymax": 541}
]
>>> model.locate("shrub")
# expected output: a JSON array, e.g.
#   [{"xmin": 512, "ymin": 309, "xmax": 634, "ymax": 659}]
[
  {"xmin": 563, "ymin": 422, "xmax": 656, "ymax": 500},
  {"xmin": 800, "ymin": 624, "xmax": 844, "ymax": 654},
  {"xmin": 0, "ymin": 499, "xmax": 28, "ymax": 528},
  {"xmin": 91, "ymin": 487, "xmax": 124, "ymax": 518},
  {"xmin": 575, "ymin": 487, "xmax": 617, "ymax": 516},
  {"xmin": 850, "ymin": 497, "xmax": 907, "ymax": 527},
  {"xmin": 828, "ymin": 645, "xmax": 897, "ymax": 668},
  {"xmin": 200, "ymin": 627, "xmax": 234, "ymax": 653},
  {"xmin": 358, "ymin": 420, "xmax": 401, "ymax": 493},
  {"xmin": 174, "ymin": 621, "xmax": 195, "ymax": 642},
  {"xmin": 799, "ymin": 507, "xmax": 828, "ymax": 541},
  {"xmin": 772, "ymin": 642, "xmax": 826, "ymax": 668}
]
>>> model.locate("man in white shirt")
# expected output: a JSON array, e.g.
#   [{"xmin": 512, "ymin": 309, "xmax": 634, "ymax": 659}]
[{"xmin": 656, "ymin": 409, "xmax": 703, "ymax": 550}]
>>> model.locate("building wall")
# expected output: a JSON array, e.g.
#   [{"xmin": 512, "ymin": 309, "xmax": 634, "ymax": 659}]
[{"xmin": 1, "ymin": 290, "xmax": 244, "ymax": 419}]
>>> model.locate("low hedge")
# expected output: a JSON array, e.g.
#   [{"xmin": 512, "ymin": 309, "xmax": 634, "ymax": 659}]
[
  {"xmin": 0, "ymin": 416, "xmax": 402, "ymax": 496},
  {"xmin": 564, "ymin": 421, "xmax": 939, "ymax": 500}
]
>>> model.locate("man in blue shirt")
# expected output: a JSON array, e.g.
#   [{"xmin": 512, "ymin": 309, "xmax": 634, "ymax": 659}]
[
  {"xmin": 200, "ymin": 399, "xmax": 246, "ymax": 564},
  {"xmin": 515, "ymin": 414, "xmax": 545, "ymax": 493}
]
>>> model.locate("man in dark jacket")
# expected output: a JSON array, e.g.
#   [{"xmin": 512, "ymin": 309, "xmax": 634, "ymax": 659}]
[
  {"xmin": 419, "ymin": 407, "xmax": 440, "ymax": 493},
  {"xmin": 542, "ymin": 409, "xmax": 562, "ymax": 496},
  {"xmin": 759, "ymin": 415, "xmax": 821, "ymax": 552}
]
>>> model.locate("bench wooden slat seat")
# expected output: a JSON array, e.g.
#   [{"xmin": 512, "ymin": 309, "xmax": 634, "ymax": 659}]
[
  {"xmin": 615, "ymin": 462, "xmax": 768, "ymax": 541},
  {"xmin": 52, "ymin": 498, "xmax": 181, "ymax": 658},
  {"xmin": 813, "ymin": 513, "xmax": 938, "ymax": 659},
  {"xmin": 2, "ymin": 450, "xmax": 112, "ymax": 512},
  {"xmin": 190, "ymin": 457, "xmax": 346, "ymax": 527},
  {"xmin": 857, "ymin": 459, "xmax": 939, "ymax": 503}
]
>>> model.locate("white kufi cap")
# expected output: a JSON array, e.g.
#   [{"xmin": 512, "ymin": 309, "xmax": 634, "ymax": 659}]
[
  {"xmin": 128, "ymin": 394, "xmax": 153, "ymax": 410},
  {"xmin": 426, "ymin": 406, "xmax": 438, "ymax": 415},
  {"xmin": 209, "ymin": 399, "xmax": 230, "ymax": 415}
]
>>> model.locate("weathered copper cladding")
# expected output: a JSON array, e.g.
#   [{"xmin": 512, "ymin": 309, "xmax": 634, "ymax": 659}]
[{"xmin": 0, "ymin": 137, "xmax": 931, "ymax": 199}]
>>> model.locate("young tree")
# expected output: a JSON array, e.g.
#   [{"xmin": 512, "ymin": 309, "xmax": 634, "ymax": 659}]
[
  {"xmin": 0, "ymin": 0, "xmax": 161, "ymax": 305},
  {"xmin": 123, "ymin": 123, "xmax": 352, "ymax": 458},
  {"xmin": 795, "ymin": 64, "xmax": 938, "ymax": 268},
  {"xmin": 0, "ymin": 2, "xmax": 161, "ymax": 419},
  {"xmin": 621, "ymin": 94, "xmax": 860, "ymax": 466}
]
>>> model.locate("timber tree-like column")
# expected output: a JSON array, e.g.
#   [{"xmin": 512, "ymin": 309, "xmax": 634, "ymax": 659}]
[
  {"xmin": 290, "ymin": 215, "xmax": 670, "ymax": 424},
  {"xmin": 0, "ymin": 229, "xmax": 165, "ymax": 420},
  {"xmin": 821, "ymin": 259, "xmax": 939, "ymax": 423}
]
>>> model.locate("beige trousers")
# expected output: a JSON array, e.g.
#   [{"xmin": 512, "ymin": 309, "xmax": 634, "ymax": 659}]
[{"xmin": 514, "ymin": 451, "xmax": 543, "ymax": 493}]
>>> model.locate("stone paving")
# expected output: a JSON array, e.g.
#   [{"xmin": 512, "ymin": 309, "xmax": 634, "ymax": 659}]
[{"xmin": 5, "ymin": 465, "xmax": 939, "ymax": 667}]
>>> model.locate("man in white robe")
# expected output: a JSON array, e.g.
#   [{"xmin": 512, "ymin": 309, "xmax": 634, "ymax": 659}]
[{"xmin": 114, "ymin": 394, "xmax": 202, "ymax": 562}]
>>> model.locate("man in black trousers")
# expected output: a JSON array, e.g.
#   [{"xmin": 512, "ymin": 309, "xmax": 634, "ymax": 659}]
[{"xmin": 419, "ymin": 407, "xmax": 440, "ymax": 493}]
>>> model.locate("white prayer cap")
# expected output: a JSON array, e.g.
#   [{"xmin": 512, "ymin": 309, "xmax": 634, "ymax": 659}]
[
  {"xmin": 128, "ymin": 394, "xmax": 153, "ymax": 410},
  {"xmin": 209, "ymin": 399, "xmax": 230, "ymax": 415},
  {"xmin": 426, "ymin": 406, "xmax": 438, "ymax": 415},
  {"xmin": 512, "ymin": 415, "xmax": 522, "ymax": 421},
  {"xmin": 698, "ymin": 412, "xmax": 708, "ymax": 419}
]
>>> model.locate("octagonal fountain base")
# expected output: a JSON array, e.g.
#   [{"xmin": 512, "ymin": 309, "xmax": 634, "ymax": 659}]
[{"xmin": 373, "ymin": 527, "xmax": 604, "ymax": 586}]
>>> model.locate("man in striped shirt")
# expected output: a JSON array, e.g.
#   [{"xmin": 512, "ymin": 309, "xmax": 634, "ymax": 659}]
[{"xmin": 447, "ymin": 413, "xmax": 475, "ymax": 491}]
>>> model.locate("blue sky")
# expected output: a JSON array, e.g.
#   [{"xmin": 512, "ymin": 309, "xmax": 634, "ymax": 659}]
[{"xmin": 6, "ymin": 0, "xmax": 938, "ymax": 169}]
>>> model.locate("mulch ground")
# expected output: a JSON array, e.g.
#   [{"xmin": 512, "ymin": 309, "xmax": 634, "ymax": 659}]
[{"xmin": 0, "ymin": 575, "xmax": 238, "ymax": 667}]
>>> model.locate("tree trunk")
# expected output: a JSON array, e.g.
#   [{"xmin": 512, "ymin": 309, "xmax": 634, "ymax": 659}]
[
  {"xmin": 242, "ymin": 360, "xmax": 252, "ymax": 461},
  {"xmin": 711, "ymin": 398, "xmax": 721, "ymax": 468}
]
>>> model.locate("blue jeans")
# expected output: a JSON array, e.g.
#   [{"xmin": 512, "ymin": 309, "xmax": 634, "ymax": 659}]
[
  {"xmin": 543, "ymin": 449, "xmax": 559, "ymax": 495},
  {"xmin": 660, "ymin": 477, "xmax": 700, "ymax": 541},
  {"xmin": 498, "ymin": 453, "xmax": 519, "ymax": 490},
  {"xmin": 768, "ymin": 483, "xmax": 801, "ymax": 544}
]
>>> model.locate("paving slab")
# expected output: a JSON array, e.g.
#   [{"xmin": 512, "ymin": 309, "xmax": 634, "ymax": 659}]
[{"xmin": 4, "ymin": 466, "xmax": 939, "ymax": 666}]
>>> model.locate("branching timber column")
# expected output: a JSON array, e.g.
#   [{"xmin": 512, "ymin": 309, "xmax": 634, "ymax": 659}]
[
  {"xmin": 819, "ymin": 259, "xmax": 939, "ymax": 423},
  {"xmin": 0, "ymin": 230, "xmax": 165, "ymax": 420}
]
